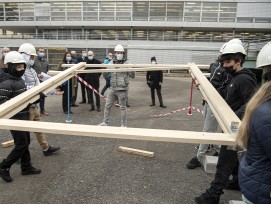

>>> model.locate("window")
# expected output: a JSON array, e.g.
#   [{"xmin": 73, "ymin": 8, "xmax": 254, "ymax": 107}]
[
  {"xmin": 35, "ymin": 3, "xmax": 50, "ymax": 21},
  {"xmin": 133, "ymin": 2, "xmax": 149, "ymax": 21},
  {"xmin": 164, "ymin": 30, "xmax": 179, "ymax": 41},
  {"xmin": 132, "ymin": 30, "xmax": 147, "ymax": 40},
  {"xmin": 167, "ymin": 2, "xmax": 183, "ymax": 21},
  {"xmin": 116, "ymin": 2, "xmax": 132, "ymax": 21},
  {"xmin": 83, "ymin": 2, "xmax": 98, "ymax": 21},
  {"xmin": 20, "ymin": 3, "xmax": 34, "ymax": 21},
  {"xmin": 202, "ymin": 2, "xmax": 218, "ymax": 22},
  {"xmin": 67, "ymin": 2, "xmax": 82, "ymax": 21},
  {"xmin": 150, "ymin": 2, "xmax": 166, "ymax": 21},
  {"xmin": 184, "ymin": 2, "xmax": 201, "ymax": 22},
  {"xmin": 5, "ymin": 3, "xmax": 19, "ymax": 21},
  {"xmin": 0, "ymin": 3, "xmax": 4, "ymax": 21},
  {"xmin": 219, "ymin": 3, "xmax": 237, "ymax": 22},
  {"xmin": 99, "ymin": 1, "xmax": 115, "ymax": 21},
  {"xmin": 148, "ymin": 30, "xmax": 163, "ymax": 41},
  {"xmin": 117, "ymin": 30, "xmax": 130, "ymax": 40},
  {"xmin": 51, "ymin": 2, "xmax": 66, "ymax": 21}
]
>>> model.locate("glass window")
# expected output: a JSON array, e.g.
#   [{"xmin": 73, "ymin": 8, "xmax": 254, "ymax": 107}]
[
  {"xmin": 117, "ymin": 30, "xmax": 130, "ymax": 40},
  {"xmin": 184, "ymin": 2, "xmax": 201, "ymax": 22},
  {"xmin": 116, "ymin": 2, "xmax": 132, "ymax": 21},
  {"xmin": 167, "ymin": 2, "xmax": 183, "ymax": 21},
  {"xmin": 255, "ymin": 18, "xmax": 271, "ymax": 23},
  {"xmin": 83, "ymin": 2, "xmax": 98, "ymax": 21},
  {"xmin": 237, "ymin": 17, "xmax": 253, "ymax": 23},
  {"xmin": 88, "ymin": 30, "xmax": 102, "ymax": 40},
  {"xmin": 67, "ymin": 2, "xmax": 82, "ymax": 21},
  {"xmin": 148, "ymin": 30, "xmax": 163, "ymax": 41},
  {"xmin": 5, "ymin": 3, "xmax": 19, "ymax": 21},
  {"xmin": 99, "ymin": 2, "xmax": 115, "ymax": 21},
  {"xmin": 132, "ymin": 30, "xmax": 148, "ymax": 40},
  {"xmin": 150, "ymin": 2, "xmax": 166, "ymax": 21},
  {"xmin": 101, "ymin": 30, "xmax": 117, "ymax": 40},
  {"xmin": 219, "ymin": 3, "xmax": 237, "ymax": 22},
  {"xmin": 51, "ymin": 2, "xmax": 66, "ymax": 21},
  {"xmin": 20, "ymin": 3, "xmax": 34, "ymax": 21},
  {"xmin": 0, "ymin": 3, "xmax": 4, "ymax": 21},
  {"xmin": 202, "ymin": 2, "xmax": 218, "ymax": 22},
  {"xmin": 133, "ymin": 2, "xmax": 149, "ymax": 21},
  {"xmin": 164, "ymin": 30, "xmax": 179, "ymax": 41},
  {"xmin": 35, "ymin": 3, "xmax": 51, "ymax": 21}
]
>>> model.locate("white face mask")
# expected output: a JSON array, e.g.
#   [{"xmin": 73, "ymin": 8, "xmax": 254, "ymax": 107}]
[
  {"xmin": 151, "ymin": 61, "xmax": 156, "ymax": 64},
  {"xmin": 83, "ymin": 53, "xmax": 87, "ymax": 57},
  {"xmin": 29, "ymin": 59, "xmax": 34, "ymax": 67},
  {"xmin": 88, "ymin": 56, "xmax": 93, "ymax": 60},
  {"xmin": 117, "ymin": 54, "xmax": 123, "ymax": 61},
  {"xmin": 3, "ymin": 52, "xmax": 8, "ymax": 57}
]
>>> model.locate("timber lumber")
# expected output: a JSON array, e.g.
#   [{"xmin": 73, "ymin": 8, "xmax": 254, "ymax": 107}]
[
  {"xmin": 0, "ymin": 62, "xmax": 85, "ymax": 119},
  {"xmin": 0, "ymin": 119, "xmax": 236, "ymax": 145},
  {"xmin": 118, "ymin": 146, "xmax": 154, "ymax": 158},
  {"xmin": 188, "ymin": 63, "xmax": 241, "ymax": 135},
  {"xmin": 1, "ymin": 140, "xmax": 14, "ymax": 148}
]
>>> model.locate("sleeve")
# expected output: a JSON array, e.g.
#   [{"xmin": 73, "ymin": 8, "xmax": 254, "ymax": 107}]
[
  {"xmin": 255, "ymin": 124, "xmax": 271, "ymax": 161},
  {"xmin": 57, "ymin": 62, "xmax": 63, "ymax": 71},
  {"xmin": 160, "ymin": 71, "xmax": 163, "ymax": 83},
  {"xmin": 129, "ymin": 71, "xmax": 135, "ymax": 79},
  {"xmin": 0, "ymin": 82, "xmax": 13, "ymax": 105},
  {"xmin": 146, "ymin": 71, "xmax": 150, "ymax": 82},
  {"xmin": 235, "ymin": 77, "xmax": 257, "ymax": 118}
]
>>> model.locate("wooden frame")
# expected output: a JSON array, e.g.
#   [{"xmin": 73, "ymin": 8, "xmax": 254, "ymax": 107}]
[{"xmin": 0, "ymin": 63, "xmax": 239, "ymax": 146}]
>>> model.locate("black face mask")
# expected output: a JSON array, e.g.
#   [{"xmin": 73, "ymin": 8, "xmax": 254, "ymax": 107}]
[
  {"xmin": 224, "ymin": 66, "xmax": 236, "ymax": 75},
  {"xmin": 8, "ymin": 63, "xmax": 26, "ymax": 78},
  {"xmin": 263, "ymin": 72, "xmax": 271, "ymax": 82}
]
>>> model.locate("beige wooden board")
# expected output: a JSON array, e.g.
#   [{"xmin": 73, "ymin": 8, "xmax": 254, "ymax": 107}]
[
  {"xmin": 0, "ymin": 119, "xmax": 236, "ymax": 145},
  {"xmin": 118, "ymin": 146, "xmax": 154, "ymax": 158},
  {"xmin": 1, "ymin": 140, "xmax": 14, "ymax": 148}
]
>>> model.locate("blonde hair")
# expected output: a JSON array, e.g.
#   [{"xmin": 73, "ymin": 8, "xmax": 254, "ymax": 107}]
[{"xmin": 237, "ymin": 79, "xmax": 271, "ymax": 148}]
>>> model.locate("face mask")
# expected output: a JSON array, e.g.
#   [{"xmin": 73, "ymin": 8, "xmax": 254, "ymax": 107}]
[
  {"xmin": 88, "ymin": 56, "xmax": 93, "ymax": 60},
  {"xmin": 151, "ymin": 61, "xmax": 156, "ymax": 64},
  {"xmin": 8, "ymin": 64, "xmax": 25, "ymax": 78},
  {"xmin": 224, "ymin": 66, "xmax": 236, "ymax": 75},
  {"xmin": 109, "ymin": 57, "xmax": 112, "ymax": 60},
  {"xmin": 15, "ymin": 69, "xmax": 26, "ymax": 78},
  {"xmin": 29, "ymin": 60, "xmax": 34, "ymax": 67},
  {"xmin": 38, "ymin": 53, "xmax": 45, "ymax": 58},
  {"xmin": 83, "ymin": 53, "xmax": 87, "ymax": 57},
  {"xmin": 3, "ymin": 52, "xmax": 8, "ymax": 57},
  {"xmin": 117, "ymin": 54, "xmax": 123, "ymax": 61},
  {"xmin": 66, "ymin": 57, "xmax": 71, "ymax": 62}
]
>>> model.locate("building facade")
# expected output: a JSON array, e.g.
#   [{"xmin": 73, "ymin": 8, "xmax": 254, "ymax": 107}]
[{"xmin": 0, "ymin": 0, "xmax": 270, "ymax": 68}]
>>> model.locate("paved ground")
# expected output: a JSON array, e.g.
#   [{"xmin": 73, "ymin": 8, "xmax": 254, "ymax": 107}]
[{"xmin": 0, "ymin": 76, "xmax": 241, "ymax": 204}]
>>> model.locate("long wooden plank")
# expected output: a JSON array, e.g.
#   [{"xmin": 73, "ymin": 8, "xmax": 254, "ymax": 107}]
[
  {"xmin": 0, "ymin": 63, "xmax": 85, "ymax": 119},
  {"xmin": 0, "ymin": 119, "xmax": 236, "ymax": 145},
  {"xmin": 118, "ymin": 146, "xmax": 154, "ymax": 158},
  {"xmin": 188, "ymin": 63, "xmax": 241, "ymax": 135},
  {"xmin": 61, "ymin": 64, "xmax": 210, "ymax": 68}
]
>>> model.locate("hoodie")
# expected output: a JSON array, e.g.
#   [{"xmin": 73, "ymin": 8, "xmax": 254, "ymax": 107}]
[{"xmin": 225, "ymin": 68, "xmax": 257, "ymax": 119}]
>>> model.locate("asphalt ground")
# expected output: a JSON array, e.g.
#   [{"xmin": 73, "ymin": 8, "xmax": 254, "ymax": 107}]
[{"xmin": 0, "ymin": 75, "xmax": 241, "ymax": 204}]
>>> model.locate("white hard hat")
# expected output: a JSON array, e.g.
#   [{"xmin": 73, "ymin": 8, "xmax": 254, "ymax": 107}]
[
  {"xmin": 4, "ymin": 51, "xmax": 26, "ymax": 64},
  {"xmin": 220, "ymin": 38, "xmax": 242, "ymax": 53},
  {"xmin": 114, "ymin": 44, "xmax": 124, "ymax": 52},
  {"xmin": 221, "ymin": 43, "xmax": 246, "ymax": 56},
  {"xmin": 18, "ymin": 43, "xmax": 37, "ymax": 56},
  {"xmin": 256, "ymin": 41, "xmax": 271, "ymax": 68}
]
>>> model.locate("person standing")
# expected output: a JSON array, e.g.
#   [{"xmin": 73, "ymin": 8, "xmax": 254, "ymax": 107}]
[
  {"xmin": 19, "ymin": 43, "xmax": 60, "ymax": 156},
  {"xmin": 33, "ymin": 47, "xmax": 49, "ymax": 116},
  {"xmin": 77, "ymin": 50, "xmax": 89, "ymax": 104},
  {"xmin": 0, "ymin": 47, "xmax": 10, "ymax": 70},
  {"xmin": 101, "ymin": 52, "xmax": 113, "ymax": 96},
  {"xmin": 237, "ymin": 42, "xmax": 271, "ymax": 204},
  {"xmin": 146, "ymin": 56, "xmax": 166, "ymax": 108},
  {"xmin": 70, "ymin": 50, "xmax": 79, "ymax": 107},
  {"xmin": 98, "ymin": 44, "xmax": 135, "ymax": 127},
  {"xmin": 0, "ymin": 51, "xmax": 41, "ymax": 183},
  {"xmin": 195, "ymin": 42, "xmax": 257, "ymax": 204},
  {"xmin": 85, "ymin": 51, "xmax": 102, "ymax": 112}
]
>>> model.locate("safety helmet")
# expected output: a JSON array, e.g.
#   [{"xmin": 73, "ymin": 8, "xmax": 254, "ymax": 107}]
[
  {"xmin": 256, "ymin": 41, "xmax": 271, "ymax": 68},
  {"xmin": 18, "ymin": 43, "xmax": 37, "ymax": 56},
  {"xmin": 220, "ymin": 38, "xmax": 242, "ymax": 53},
  {"xmin": 221, "ymin": 43, "xmax": 246, "ymax": 56},
  {"xmin": 4, "ymin": 51, "xmax": 26, "ymax": 64},
  {"xmin": 114, "ymin": 44, "xmax": 124, "ymax": 52}
]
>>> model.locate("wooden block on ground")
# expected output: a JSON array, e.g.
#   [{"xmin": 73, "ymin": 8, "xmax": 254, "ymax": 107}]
[
  {"xmin": 118, "ymin": 146, "xmax": 154, "ymax": 158},
  {"xmin": 229, "ymin": 201, "xmax": 246, "ymax": 204},
  {"xmin": 1, "ymin": 140, "xmax": 14, "ymax": 148},
  {"xmin": 203, "ymin": 155, "xmax": 218, "ymax": 174}
]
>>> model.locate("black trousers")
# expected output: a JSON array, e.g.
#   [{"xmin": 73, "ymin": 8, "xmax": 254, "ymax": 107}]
[
  {"xmin": 78, "ymin": 73, "xmax": 89, "ymax": 102},
  {"xmin": 62, "ymin": 80, "xmax": 72, "ymax": 112},
  {"xmin": 86, "ymin": 81, "xmax": 100, "ymax": 108},
  {"xmin": 207, "ymin": 145, "xmax": 239, "ymax": 197},
  {"xmin": 1, "ymin": 130, "xmax": 31, "ymax": 170},
  {"xmin": 71, "ymin": 80, "xmax": 78, "ymax": 105},
  {"xmin": 150, "ymin": 87, "xmax": 164, "ymax": 105}
]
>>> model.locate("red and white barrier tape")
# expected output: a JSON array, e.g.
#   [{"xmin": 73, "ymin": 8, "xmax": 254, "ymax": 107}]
[
  {"xmin": 154, "ymin": 106, "xmax": 203, "ymax": 117},
  {"xmin": 192, "ymin": 106, "xmax": 204, "ymax": 114}
]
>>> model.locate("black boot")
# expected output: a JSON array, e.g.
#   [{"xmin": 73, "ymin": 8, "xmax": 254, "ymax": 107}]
[
  {"xmin": 194, "ymin": 191, "xmax": 220, "ymax": 204},
  {"xmin": 0, "ymin": 166, "xmax": 13, "ymax": 182},
  {"xmin": 149, "ymin": 103, "xmax": 155, "ymax": 106},
  {"xmin": 89, "ymin": 105, "xmax": 95, "ymax": 111},
  {"xmin": 43, "ymin": 146, "xmax": 60, "ymax": 156},
  {"xmin": 96, "ymin": 107, "xmax": 101, "ymax": 112},
  {"xmin": 21, "ymin": 166, "xmax": 41, "ymax": 175}
]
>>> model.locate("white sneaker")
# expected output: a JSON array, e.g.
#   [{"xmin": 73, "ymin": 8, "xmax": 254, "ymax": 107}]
[{"xmin": 98, "ymin": 122, "xmax": 108, "ymax": 126}]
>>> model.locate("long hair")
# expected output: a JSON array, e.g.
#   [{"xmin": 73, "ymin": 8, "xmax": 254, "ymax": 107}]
[
  {"xmin": 237, "ymin": 76, "xmax": 271, "ymax": 148},
  {"xmin": 62, "ymin": 52, "xmax": 71, "ymax": 63}
]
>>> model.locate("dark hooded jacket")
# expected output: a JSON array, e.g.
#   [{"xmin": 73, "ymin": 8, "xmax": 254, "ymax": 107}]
[{"xmin": 225, "ymin": 68, "xmax": 257, "ymax": 119}]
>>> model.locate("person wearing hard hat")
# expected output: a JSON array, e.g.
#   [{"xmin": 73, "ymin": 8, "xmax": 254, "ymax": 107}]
[
  {"xmin": 19, "ymin": 43, "xmax": 60, "ymax": 157},
  {"xmin": 98, "ymin": 44, "xmax": 135, "ymax": 127},
  {"xmin": 237, "ymin": 42, "xmax": 271, "ymax": 204},
  {"xmin": 0, "ymin": 51, "xmax": 41, "ymax": 182},
  {"xmin": 195, "ymin": 42, "xmax": 257, "ymax": 204}
]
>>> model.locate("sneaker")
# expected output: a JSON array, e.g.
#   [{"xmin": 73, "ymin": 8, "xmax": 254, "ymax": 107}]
[
  {"xmin": 194, "ymin": 193, "xmax": 220, "ymax": 204},
  {"xmin": 186, "ymin": 157, "xmax": 201, "ymax": 169},
  {"xmin": 160, "ymin": 105, "xmax": 166, "ymax": 108},
  {"xmin": 98, "ymin": 122, "xmax": 108, "ymax": 126},
  {"xmin": 0, "ymin": 167, "xmax": 13, "ymax": 182},
  {"xmin": 21, "ymin": 166, "xmax": 41, "ymax": 175},
  {"xmin": 43, "ymin": 146, "xmax": 60, "ymax": 156}
]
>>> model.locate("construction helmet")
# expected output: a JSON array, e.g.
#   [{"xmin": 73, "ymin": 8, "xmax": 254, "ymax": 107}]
[
  {"xmin": 18, "ymin": 43, "xmax": 37, "ymax": 56},
  {"xmin": 221, "ymin": 43, "xmax": 246, "ymax": 56},
  {"xmin": 220, "ymin": 38, "xmax": 242, "ymax": 53},
  {"xmin": 4, "ymin": 51, "xmax": 26, "ymax": 64},
  {"xmin": 256, "ymin": 41, "xmax": 271, "ymax": 68},
  {"xmin": 114, "ymin": 44, "xmax": 124, "ymax": 52}
]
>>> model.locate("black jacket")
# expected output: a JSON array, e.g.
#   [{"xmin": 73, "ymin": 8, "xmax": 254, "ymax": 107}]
[
  {"xmin": 146, "ymin": 70, "xmax": 163, "ymax": 89},
  {"xmin": 225, "ymin": 68, "xmax": 257, "ymax": 119},
  {"xmin": 209, "ymin": 62, "xmax": 231, "ymax": 99},
  {"xmin": 85, "ymin": 58, "xmax": 102, "ymax": 82},
  {"xmin": 0, "ymin": 70, "xmax": 29, "ymax": 120}
]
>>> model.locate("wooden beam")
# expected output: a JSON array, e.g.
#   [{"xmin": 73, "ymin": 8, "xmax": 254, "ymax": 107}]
[
  {"xmin": 1, "ymin": 140, "xmax": 14, "ymax": 148},
  {"xmin": 0, "ymin": 119, "xmax": 236, "ymax": 145},
  {"xmin": 118, "ymin": 146, "xmax": 154, "ymax": 157},
  {"xmin": 188, "ymin": 63, "xmax": 240, "ymax": 135}
]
